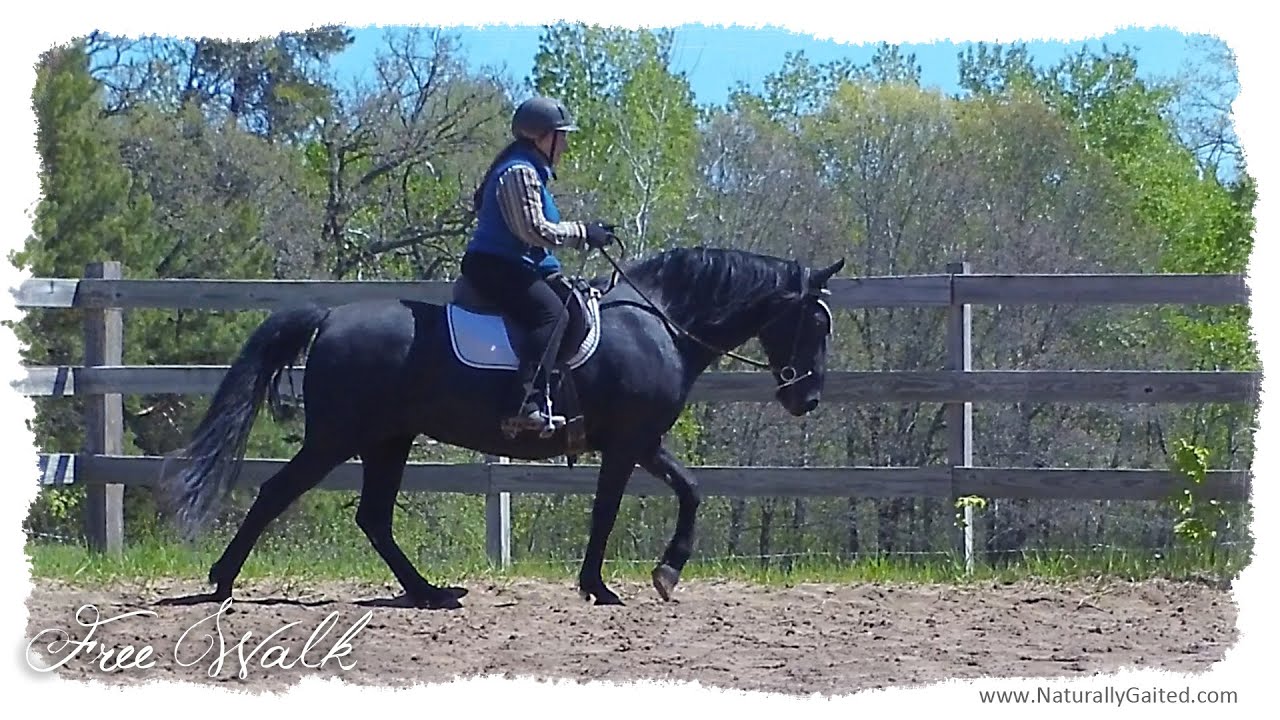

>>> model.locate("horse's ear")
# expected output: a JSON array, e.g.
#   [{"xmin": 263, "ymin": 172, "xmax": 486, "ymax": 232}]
[{"xmin": 811, "ymin": 258, "xmax": 845, "ymax": 287}]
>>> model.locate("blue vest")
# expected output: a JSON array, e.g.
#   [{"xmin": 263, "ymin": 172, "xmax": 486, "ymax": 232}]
[{"xmin": 467, "ymin": 146, "xmax": 563, "ymax": 275}]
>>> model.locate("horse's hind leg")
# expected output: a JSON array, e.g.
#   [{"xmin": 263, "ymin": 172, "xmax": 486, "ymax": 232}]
[
  {"xmin": 640, "ymin": 444, "xmax": 701, "ymax": 601},
  {"xmin": 208, "ymin": 440, "xmax": 350, "ymax": 600},
  {"xmin": 355, "ymin": 436, "xmax": 463, "ymax": 610}
]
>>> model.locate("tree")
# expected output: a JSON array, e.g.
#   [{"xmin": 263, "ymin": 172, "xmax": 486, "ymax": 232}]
[
  {"xmin": 530, "ymin": 24, "xmax": 699, "ymax": 258},
  {"xmin": 111, "ymin": 100, "xmax": 309, "ymax": 459},
  {"xmin": 742, "ymin": 43, "xmax": 920, "ymax": 125},
  {"xmin": 17, "ymin": 41, "xmax": 163, "ymax": 538},
  {"xmin": 953, "ymin": 41, "xmax": 1256, "ymax": 559},
  {"xmin": 16, "ymin": 41, "xmax": 161, "ymax": 452},
  {"xmin": 1042, "ymin": 46, "xmax": 1256, "ymax": 469},
  {"xmin": 1168, "ymin": 35, "xmax": 1244, "ymax": 183},
  {"xmin": 307, "ymin": 29, "xmax": 509, "ymax": 280},
  {"xmin": 86, "ymin": 27, "xmax": 353, "ymax": 143}
]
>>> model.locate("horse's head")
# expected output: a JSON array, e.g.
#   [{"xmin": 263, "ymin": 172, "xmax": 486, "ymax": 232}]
[{"xmin": 757, "ymin": 258, "xmax": 844, "ymax": 417}]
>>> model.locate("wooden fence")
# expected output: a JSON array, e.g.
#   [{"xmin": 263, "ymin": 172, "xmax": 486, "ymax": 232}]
[{"xmin": 10, "ymin": 260, "xmax": 1258, "ymax": 572}]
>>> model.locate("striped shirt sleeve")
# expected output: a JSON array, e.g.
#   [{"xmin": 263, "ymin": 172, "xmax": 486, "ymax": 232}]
[{"xmin": 494, "ymin": 164, "xmax": 588, "ymax": 250}]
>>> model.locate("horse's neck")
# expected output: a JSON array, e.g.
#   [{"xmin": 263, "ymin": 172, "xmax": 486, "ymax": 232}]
[
  {"xmin": 610, "ymin": 256, "xmax": 786, "ymax": 373},
  {"xmin": 667, "ymin": 295, "xmax": 774, "ymax": 376}
]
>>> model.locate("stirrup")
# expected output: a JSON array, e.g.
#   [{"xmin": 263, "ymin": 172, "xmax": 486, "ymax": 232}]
[
  {"xmin": 500, "ymin": 393, "xmax": 566, "ymax": 439},
  {"xmin": 500, "ymin": 411, "xmax": 567, "ymax": 439}
]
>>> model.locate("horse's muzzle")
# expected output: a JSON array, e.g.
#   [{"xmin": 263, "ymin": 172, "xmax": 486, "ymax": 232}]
[{"xmin": 783, "ymin": 396, "xmax": 819, "ymax": 417}]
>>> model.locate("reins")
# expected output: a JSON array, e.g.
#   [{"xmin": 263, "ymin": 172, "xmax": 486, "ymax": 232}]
[{"xmin": 593, "ymin": 237, "xmax": 823, "ymax": 388}]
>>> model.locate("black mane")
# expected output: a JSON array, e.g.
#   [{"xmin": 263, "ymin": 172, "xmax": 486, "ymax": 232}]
[{"xmin": 593, "ymin": 246, "xmax": 803, "ymax": 328}]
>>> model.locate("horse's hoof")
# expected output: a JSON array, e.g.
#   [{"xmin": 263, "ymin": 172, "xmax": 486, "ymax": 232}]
[
  {"xmin": 417, "ymin": 593, "xmax": 463, "ymax": 611},
  {"xmin": 205, "ymin": 566, "xmax": 233, "ymax": 602},
  {"xmin": 409, "ymin": 587, "xmax": 464, "ymax": 610},
  {"xmin": 652, "ymin": 564, "xmax": 680, "ymax": 602},
  {"xmin": 207, "ymin": 561, "xmax": 224, "ymax": 586},
  {"xmin": 594, "ymin": 593, "xmax": 625, "ymax": 607},
  {"xmin": 578, "ymin": 583, "xmax": 624, "ymax": 606}
]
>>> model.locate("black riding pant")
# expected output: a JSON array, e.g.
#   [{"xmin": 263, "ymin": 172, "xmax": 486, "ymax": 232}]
[{"xmin": 461, "ymin": 251, "xmax": 567, "ymax": 390}]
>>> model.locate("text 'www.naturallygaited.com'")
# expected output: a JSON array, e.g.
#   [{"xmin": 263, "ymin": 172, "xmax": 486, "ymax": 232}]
[{"xmin": 977, "ymin": 686, "xmax": 1238, "ymax": 706}]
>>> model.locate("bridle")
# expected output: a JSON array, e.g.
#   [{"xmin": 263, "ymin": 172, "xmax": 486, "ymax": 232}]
[
  {"xmin": 594, "ymin": 241, "xmax": 833, "ymax": 394},
  {"xmin": 765, "ymin": 265, "xmax": 835, "ymax": 391}
]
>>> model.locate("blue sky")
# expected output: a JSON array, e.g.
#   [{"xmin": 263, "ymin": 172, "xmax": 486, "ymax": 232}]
[{"xmin": 330, "ymin": 24, "xmax": 1214, "ymax": 106}]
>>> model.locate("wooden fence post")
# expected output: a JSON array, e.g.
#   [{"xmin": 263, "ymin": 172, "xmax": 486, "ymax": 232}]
[
  {"xmin": 946, "ymin": 261, "xmax": 975, "ymax": 574},
  {"xmin": 485, "ymin": 455, "xmax": 511, "ymax": 570},
  {"xmin": 83, "ymin": 261, "xmax": 124, "ymax": 554}
]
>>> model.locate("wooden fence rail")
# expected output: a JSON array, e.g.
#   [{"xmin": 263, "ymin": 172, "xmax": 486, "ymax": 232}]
[
  {"xmin": 34, "ymin": 454, "xmax": 1249, "ymax": 501},
  {"xmin": 10, "ymin": 261, "xmax": 1258, "ymax": 570},
  {"xmin": 11, "ymin": 273, "xmax": 1251, "ymax": 310},
  {"xmin": 12, "ymin": 367, "xmax": 1260, "ymax": 404}
]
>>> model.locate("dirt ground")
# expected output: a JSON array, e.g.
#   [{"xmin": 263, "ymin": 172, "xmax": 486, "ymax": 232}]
[{"xmin": 22, "ymin": 575, "xmax": 1237, "ymax": 696}]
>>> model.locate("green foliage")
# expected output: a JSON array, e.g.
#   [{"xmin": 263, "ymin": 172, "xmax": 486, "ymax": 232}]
[
  {"xmin": 26, "ymin": 533, "xmax": 1246, "ymax": 587},
  {"xmin": 300, "ymin": 32, "xmax": 505, "ymax": 281},
  {"xmin": 166, "ymin": 27, "xmax": 350, "ymax": 141},
  {"xmin": 531, "ymin": 24, "xmax": 699, "ymax": 255},
  {"xmin": 958, "ymin": 43, "xmax": 1038, "ymax": 96},
  {"xmin": 16, "ymin": 42, "xmax": 160, "ymax": 471},
  {"xmin": 24, "ymin": 487, "xmax": 84, "ymax": 542},
  {"xmin": 19, "ymin": 41, "xmax": 309, "ymax": 540},
  {"xmin": 954, "ymin": 496, "xmax": 987, "ymax": 529},
  {"xmin": 1168, "ymin": 439, "xmax": 1229, "ymax": 546},
  {"xmin": 667, "ymin": 406, "xmax": 705, "ymax": 464},
  {"xmin": 955, "ymin": 40, "xmax": 1258, "ymax": 464},
  {"xmin": 742, "ymin": 43, "xmax": 921, "ymax": 122}
]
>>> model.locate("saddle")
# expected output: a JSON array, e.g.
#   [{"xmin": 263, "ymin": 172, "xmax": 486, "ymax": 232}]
[{"xmin": 446, "ymin": 272, "xmax": 602, "ymax": 458}]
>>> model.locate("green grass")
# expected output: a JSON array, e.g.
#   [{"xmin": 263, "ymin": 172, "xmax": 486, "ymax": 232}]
[{"xmin": 24, "ymin": 533, "xmax": 1249, "ymax": 590}]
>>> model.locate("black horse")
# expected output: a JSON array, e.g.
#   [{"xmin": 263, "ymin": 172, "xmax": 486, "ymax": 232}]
[{"xmin": 161, "ymin": 245, "xmax": 844, "ymax": 609}]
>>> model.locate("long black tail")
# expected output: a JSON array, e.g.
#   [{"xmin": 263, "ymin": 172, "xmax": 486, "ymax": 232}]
[{"xmin": 161, "ymin": 305, "xmax": 330, "ymax": 540}]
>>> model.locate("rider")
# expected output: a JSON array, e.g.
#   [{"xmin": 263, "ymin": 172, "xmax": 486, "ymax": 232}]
[{"xmin": 461, "ymin": 96, "xmax": 617, "ymax": 431}]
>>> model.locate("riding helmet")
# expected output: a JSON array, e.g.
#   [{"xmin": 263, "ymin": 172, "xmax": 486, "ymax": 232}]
[{"xmin": 512, "ymin": 96, "xmax": 579, "ymax": 140}]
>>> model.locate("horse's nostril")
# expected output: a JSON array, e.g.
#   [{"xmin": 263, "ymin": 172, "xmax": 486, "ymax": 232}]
[{"xmin": 804, "ymin": 398, "xmax": 819, "ymax": 413}]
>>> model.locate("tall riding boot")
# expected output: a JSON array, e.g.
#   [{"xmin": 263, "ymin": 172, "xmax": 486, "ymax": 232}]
[
  {"xmin": 521, "ymin": 365, "xmax": 550, "ymax": 422},
  {"xmin": 504, "ymin": 301, "xmax": 570, "ymax": 435},
  {"xmin": 503, "ymin": 358, "xmax": 552, "ymax": 433}
]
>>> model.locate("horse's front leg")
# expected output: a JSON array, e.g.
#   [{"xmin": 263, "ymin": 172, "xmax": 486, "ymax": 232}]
[
  {"xmin": 639, "ymin": 444, "xmax": 701, "ymax": 601},
  {"xmin": 577, "ymin": 446, "xmax": 641, "ymax": 606}
]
